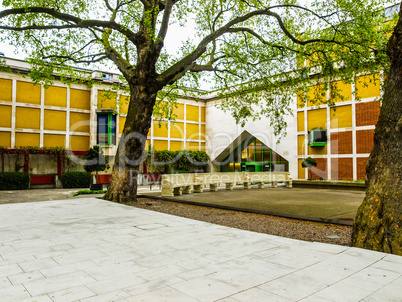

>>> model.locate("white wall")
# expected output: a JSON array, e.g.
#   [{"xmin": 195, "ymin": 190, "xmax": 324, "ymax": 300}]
[{"xmin": 205, "ymin": 98, "xmax": 298, "ymax": 179}]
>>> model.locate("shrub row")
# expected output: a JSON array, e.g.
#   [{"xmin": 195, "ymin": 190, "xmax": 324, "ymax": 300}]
[
  {"xmin": 146, "ymin": 149, "xmax": 210, "ymax": 173},
  {"xmin": 60, "ymin": 172, "xmax": 92, "ymax": 188},
  {"xmin": 0, "ymin": 172, "xmax": 30, "ymax": 190}
]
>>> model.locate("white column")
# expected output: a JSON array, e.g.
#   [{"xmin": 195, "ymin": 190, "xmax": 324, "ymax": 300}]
[
  {"xmin": 11, "ymin": 79, "xmax": 16, "ymax": 148},
  {"xmin": 39, "ymin": 86, "xmax": 45, "ymax": 147},
  {"xmin": 89, "ymin": 87, "xmax": 98, "ymax": 147},
  {"xmin": 304, "ymin": 108, "xmax": 308, "ymax": 179},
  {"xmin": 167, "ymin": 118, "xmax": 171, "ymax": 150},
  {"xmin": 150, "ymin": 116, "xmax": 154, "ymax": 147},
  {"xmin": 351, "ymin": 83, "xmax": 357, "ymax": 181},
  {"xmin": 327, "ymin": 105, "xmax": 331, "ymax": 180},
  {"xmin": 65, "ymin": 87, "xmax": 70, "ymax": 148},
  {"xmin": 115, "ymin": 94, "xmax": 120, "ymax": 146},
  {"xmin": 183, "ymin": 103, "xmax": 187, "ymax": 150},
  {"xmin": 199, "ymin": 105, "xmax": 201, "ymax": 150}
]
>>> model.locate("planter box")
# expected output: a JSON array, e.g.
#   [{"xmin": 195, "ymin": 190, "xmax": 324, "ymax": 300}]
[
  {"xmin": 95, "ymin": 174, "xmax": 112, "ymax": 184},
  {"xmin": 90, "ymin": 184, "xmax": 108, "ymax": 191}
]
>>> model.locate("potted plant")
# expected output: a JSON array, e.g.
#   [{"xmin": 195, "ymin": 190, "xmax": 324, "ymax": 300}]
[{"xmin": 84, "ymin": 145, "xmax": 109, "ymax": 190}]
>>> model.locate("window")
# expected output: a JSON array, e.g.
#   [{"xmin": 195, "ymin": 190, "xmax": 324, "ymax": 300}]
[
  {"xmin": 102, "ymin": 73, "xmax": 112, "ymax": 81},
  {"xmin": 221, "ymin": 136, "xmax": 289, "ymax": 172},
  {"xmin": 308, "ymin": 128, "xmax": 327, "ymax": 147},
  {"xmin": 97, "ymin": 113, "xmax": 116, "ymax": 145}
]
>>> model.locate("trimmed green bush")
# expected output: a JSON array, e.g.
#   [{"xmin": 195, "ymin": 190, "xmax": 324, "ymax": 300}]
[
  {"xmin": 60, "ymin": 171, "xmax": 92, "ymax": 188},
  {"xmin": 0, "ymin": 172, "xmax": 30, "ymax": 190},
  {"xmin": 146, "ymin": 148, "xmax": 210, "ymax": 173}
]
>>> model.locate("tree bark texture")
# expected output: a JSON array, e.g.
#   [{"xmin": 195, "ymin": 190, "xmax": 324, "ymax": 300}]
[
  {"xmin": 352, "ymin": 6, "xmax": 402, "ymax": 255},
  {"xmin": 103, "ymin": 82, "xmax": 158, "ymax": 203}
]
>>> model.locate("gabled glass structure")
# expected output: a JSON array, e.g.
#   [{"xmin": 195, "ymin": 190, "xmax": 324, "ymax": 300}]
[{"xmin": 220, "ymin": 136, "xmax": 289, "ymax": 172}]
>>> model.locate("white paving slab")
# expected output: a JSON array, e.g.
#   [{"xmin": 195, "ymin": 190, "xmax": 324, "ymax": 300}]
[{"xmin": 0, "ymin": 198, "xmax": 400, "ymax": 301}]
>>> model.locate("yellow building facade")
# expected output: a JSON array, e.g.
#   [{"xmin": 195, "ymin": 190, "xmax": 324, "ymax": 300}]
[
  {"xmin": 0, "ymin": 58, "xmax": 206, "ymax": 157},
  {"xmin": 297, "ymin": 74, "xmax": 382, "ymax": 180}
]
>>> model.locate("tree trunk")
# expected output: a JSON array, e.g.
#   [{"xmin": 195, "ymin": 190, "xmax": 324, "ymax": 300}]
[
  {"xmin": 352, "ymin": 7, "xmax": 402, "ymax": 255},
  {"xmin": 103, "ymin": 83, "xmax": 158, "ymax": 203}
]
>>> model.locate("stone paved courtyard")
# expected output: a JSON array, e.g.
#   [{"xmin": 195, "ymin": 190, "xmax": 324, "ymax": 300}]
[{"xmin": 0, "ymin": 198, "xmax": 400, "ymax": 301}]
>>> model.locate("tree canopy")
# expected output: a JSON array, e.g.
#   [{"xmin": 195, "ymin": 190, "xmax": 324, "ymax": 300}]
[{"xmin": 0, "ymin": 0, "xmax": 398, "ymax": 134}]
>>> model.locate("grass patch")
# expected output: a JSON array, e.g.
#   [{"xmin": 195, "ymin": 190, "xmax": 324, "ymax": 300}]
[
  {"xmin": 310, "ymin": 179, "xmax": 365, "ymax": 183},
  {"xmin": 74, "ymin": 189, "xmax": 107, "ymax": 197}
]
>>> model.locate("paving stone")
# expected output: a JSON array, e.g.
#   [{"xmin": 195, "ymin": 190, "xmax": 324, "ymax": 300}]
[
  {"xmin": 23, "ymin": 271, "xmax": 96, "ymax": 297},
  {"xmin": 177, "ymin": 267, "xmax": 217, "ymax": 281},
  {"xmin": 0, "ymin": 284, "xmax": 32, "ymax": 301},
  {"xmin": 7, "ymin": 271, "xmax": 45, "ymax": 285},
  {"xmin": 80, "ymin": 289, "xmax": 131, "ymax": 302},
  {"xmin": 39, "ymin": 261, "xmax": 99, "ymax": 278},
  {"xmin": 0, "ymin": 263, "xmax": 24, "ymax": 277},
  {"xmin": 257, "ymin": 246, "xmax": 334, "ymax": 269},
  {"xmin": 257, "ymin": 271, "xmax": 338, "ymax": 301},
  {"xmin": 48, "ymin": 285, "xmax": 96, "ymax": 302},
  {"xmin": 207, "ymin": 267, "xmax": 271, "ymax": 291},
  {"xmin": 135, "ymin": 264, "xmax": 188, "ymax": 282},
  {"xmin": 126, "ymin": 286, "xmax": 199, "ymax": 302},
  {"xmin": 84, "ymin": 261, "xmax": 148, "ymax": 281},
  {"xmin": 170, "ymin": 276, "xmax": 240, "ymax": 302},
  {"xmin": 372, "ymin": 258, "xmax": 402, "ymax": 274},
  {"xmin": 341, "ymin": 266, "xmax": 400, "ymax": 291},
  {"xmin": 361, "ymin": 276, "xmax": 402, "ymax": 302},
  {"xmin": 0, "ymin": 276, "xmax": 11, "ymax": 289},
  {"xmin": 135, "ymin": 223, "xmax": 166, "ymax": 230},
  {"xmin": 123, "ymin": 277, "xmax": 186, "ymax": 296},
  {"xmin": 0, "ymin": 250, "xmax": 37, "ymax": 263},
  {"xmin": 299, "ymin": 294, "xmax": 339, "ymax": 302},
  {"xmin": 19, "ymin": 295, "xmax": 54, "ymax": 302},
  {"xmin": 18, "ymin": 258, "xmax": 59, "ymax": 273},
  {"xmin": 85, "ymin": 273, "xmax": 146, "ymax": 295},
  {"xmin": 51, "ymin": 250, "xmax": 107, "ymax": 266},
  {"xmin": 223, "ymin": 287, "xmax": 294, "ymax": 302},
  {"xmin": 305, "ymin": 281, "xmax": 377, "ymax": 302}
]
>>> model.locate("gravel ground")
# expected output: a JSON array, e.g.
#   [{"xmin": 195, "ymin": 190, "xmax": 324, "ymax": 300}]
[{"xmin": 133, "ymin": 198, "xmax": 352, "ymax": 246}]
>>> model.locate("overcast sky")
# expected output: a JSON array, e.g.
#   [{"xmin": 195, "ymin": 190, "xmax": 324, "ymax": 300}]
[{"xmin": 0, "ymin": 9, "xmax": 196, "ymax": 66}]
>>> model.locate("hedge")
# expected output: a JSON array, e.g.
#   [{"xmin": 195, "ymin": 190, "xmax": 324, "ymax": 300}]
[
  {"xmin": 0, "ymin": 172, "xmax": 30, "ymax": 190},
  {"xmin": 146, "ymin": 149, "xmax": 210, "ymax": 173},
  {"xmin": 60, "ymin": 172, "xmax": 92, "ymax": 188}
]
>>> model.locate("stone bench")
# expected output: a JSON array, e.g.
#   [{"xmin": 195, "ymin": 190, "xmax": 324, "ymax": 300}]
[
  {"xmin": 161, "ymin": 172, "xmax": 292, "ymax": 197},
  {"xmin": 161, "ymin": 174, "xmax": 203, "ymax": 197}
]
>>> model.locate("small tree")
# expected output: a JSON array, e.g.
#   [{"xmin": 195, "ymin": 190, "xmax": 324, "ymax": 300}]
[
  {"xmin": 301, "ymin": 157, "xmax": 317, "ymax": 180},
  {"xmin": 84, "ymin": 146, "xmax": 109, "ymax": 182}
]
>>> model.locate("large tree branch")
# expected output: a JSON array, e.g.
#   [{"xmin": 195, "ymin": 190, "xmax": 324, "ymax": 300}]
[
  {"xmin": 157, "ymin": 7, "xmax": 338, "ymax": 86},
  {"xmin": 42, "ymin": 54, "xmax": 108, "ymax": 64},
  {"xmin": 188, "ymin": 64, "xmax": 217, "ymax": 72},
  {"xmin": 0, "ymin": 7, "xmax": 139, "ymax": 45},
  {"xmin": 269, "ymin": 4, "xmax": 341, "ymax": 35},
  {"xmin": 104, "ymin": 0, "xmax": 114, "ymax": 12},
  {"xmin": 116, "ymin": 0, "xmax": 138, "ymax": 10},
  {"xmin": 156, "ymin": 0, "xmax": 175, "ymax": 51},
  {"xmin": 0, "ymin": 24, "xmax": 88, "ymax": 31},
  {"xmin": 227, "ymin": 27, "xmax": 301, "ymax": 54},
  {"xmin": 101, "ymin": 29, "xmax": 135, "ymax": 81},
  {"xmin": 269, "ymin": 4, "xmax": 341, "ymax": 20},
  {"xmin": 158, "ymin": 0, "xmax": 180, "ymax": 11}
]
